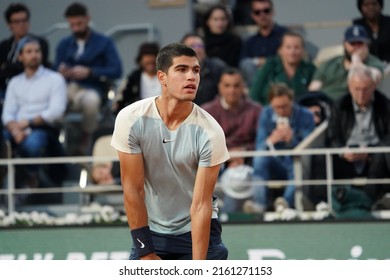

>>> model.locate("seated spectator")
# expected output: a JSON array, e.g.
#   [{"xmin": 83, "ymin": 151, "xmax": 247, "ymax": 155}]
[
  {"xmin": 252, "ymin": 83, "xmax": 315, "ymax": 210},
  {"xmin": 202, "ymin": 68, "xmax": 262, "ymax": 213},
  {"xmin": 181, "ymin": 33, "xmax": 227, "ymax": 106},
  {"xmin": 54, "ymin": 2, "xmax": 122, "ymax": 155},
  {"xmin": 91, "ymin": 162, "xmax": 120, "ymax": 185},
  {"xmin": 0, "ymin": 3, "xmax": 49, "ymax": 102},
  {"xmin": 239, "ymin": 0, "xmax": 288, "ymax": 87},
  {"xmin": 250, "ymin": 31, "xmax": 316, "ymax": 105},
  {"xmin": 113, "ymin": 42, "xmax": 160, "ymax": 115},
  {"xmin": 327, "ymin": 65, "xmax": 390, "ymax": 210},
  {"xmin": 353, "ymin": 0, "xmax": 390, "ymax": 63},
  {"xmin": 309, "ymin": 24, "xmax": 384, "ymax": 101},
  {"xmin": 1, "ymin": 38, "xmax": 67, "ymax": 205},
  {"xmin": 201, "ymin": 4, "xmax": 242, "ymax": 67}
]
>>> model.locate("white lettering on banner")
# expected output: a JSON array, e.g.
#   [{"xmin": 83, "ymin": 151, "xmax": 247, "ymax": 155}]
[
  {"xmin": 0, "ymin": 251, "xmax": 129, "ymax": 260},
  {"xmin": 90, "ymin": 252, "xmax": 109, "ymax": 260},
  {"xmin": 109, "ymin": 251, "xmax": 129, "ymax": 260},
  {"xmin": 247, "ymin": 249, "xmax": 286, "ymax": 260},
  {"xmin": 33, "ymin": 253, "xmax": 54, "ymax": 260},
  {"xmin": 247, "ymin": 245, "xmax": 376, "ymax": 260},
  {"xmin": 67, "ymin": 252, "xmax": 87, "ymax": 260}
]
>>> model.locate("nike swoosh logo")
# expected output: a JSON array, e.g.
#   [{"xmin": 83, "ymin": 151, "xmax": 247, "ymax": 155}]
[
  {"xmin": 136, "ymin": 238, "xmax": 145, "ymax": 249},
  {"xmin": 162, "ymin": 138, "xmax": 175, "ymax": 143}
]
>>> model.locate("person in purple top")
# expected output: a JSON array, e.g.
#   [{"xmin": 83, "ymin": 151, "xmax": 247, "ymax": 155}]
[{"xmin": 202, "ymin": 68, "xmax": 262, "ymax": 213}]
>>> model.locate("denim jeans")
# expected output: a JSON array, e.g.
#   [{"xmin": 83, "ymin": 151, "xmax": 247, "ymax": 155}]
[
  {"xmin": 252, "ymin": 155, "xmax": 295, "ymax": 208},
  {"xmin": 3, "ymin": 127, "xmax": 65, "ymax": 173},
  {"xmin": 129, "ymin": 219, "xmax": 228, "ymax": 260}
]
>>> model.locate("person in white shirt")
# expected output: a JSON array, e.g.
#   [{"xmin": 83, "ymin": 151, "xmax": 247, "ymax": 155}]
[{"xmin": 2, "ymin": 38, "xmax": 67, "ymax": 197}]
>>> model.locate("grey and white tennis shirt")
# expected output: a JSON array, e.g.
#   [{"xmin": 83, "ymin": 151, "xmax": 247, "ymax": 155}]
[{"xmin": 111, "ymin": 97, "xmax": 229, "ymax": 235}]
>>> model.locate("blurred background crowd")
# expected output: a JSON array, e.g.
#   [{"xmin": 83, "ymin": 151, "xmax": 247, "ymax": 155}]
[{"xmin": 1, "ymin": 0, "xmax": 390, "ymax": 220}]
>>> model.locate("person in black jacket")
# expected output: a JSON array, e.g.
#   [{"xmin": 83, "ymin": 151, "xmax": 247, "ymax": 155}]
[
  {"xmin": 113, "ymin": 42, "xmax": 160, "ymax": 114},
  {"xmin": 201, "ymin": 4, "xmax": 242, "ymax": 67},
  {"xmin": 327, "ymin": 65, "xmax": 390, "ymax": 203},
  {"xmin": 353, "ymin": 0, "xmax": 390, "ymax": 63},
  {"xmin": 0, "ymin": 3, "xmax": 49, "ymax": 98}
]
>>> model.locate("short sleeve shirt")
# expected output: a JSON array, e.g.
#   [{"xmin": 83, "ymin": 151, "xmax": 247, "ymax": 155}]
[{"xmin": 111, "ymin": 97, "xmax": 230, "ymax": 235}]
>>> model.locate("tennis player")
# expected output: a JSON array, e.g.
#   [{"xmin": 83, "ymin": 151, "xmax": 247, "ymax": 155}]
[{"xmin": 111, "ymin": 43, "xmax": 230, "ymax": 260}]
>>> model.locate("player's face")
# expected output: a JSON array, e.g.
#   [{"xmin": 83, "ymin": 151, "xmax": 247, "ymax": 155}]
[
  {"xmin": 218, "ymin": 73, "xmax": 244, "ymax": 107},
  {"xmin": 159, "ymin": 55, "xmax": 200, "ymax": 102}
]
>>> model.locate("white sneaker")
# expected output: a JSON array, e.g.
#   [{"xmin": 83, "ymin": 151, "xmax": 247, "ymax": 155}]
[
  {"xmin": 274, "ymin": 197, "xmax": 289, "ymax": 213},
  {"xmin": 242, "ymin": 200, "xmax": 264, "ymax": 214}
]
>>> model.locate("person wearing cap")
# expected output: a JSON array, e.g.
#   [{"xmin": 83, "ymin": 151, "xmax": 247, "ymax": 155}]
[
  {"xmin": 353, "ymin": 0, "xmax": 390, "ymax": 63},
  {"xmin": 308, "ymin": 24, "xmax": 384, "ymax": 101},
  {"xmin": 1, "ymin": 38, "xmax": 67, "ymax": 204}
]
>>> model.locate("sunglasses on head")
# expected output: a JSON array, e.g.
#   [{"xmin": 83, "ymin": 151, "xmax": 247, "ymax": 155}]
[{"xmin": 252, "ymin": 8, "xmax": 272, "ymax": 16}]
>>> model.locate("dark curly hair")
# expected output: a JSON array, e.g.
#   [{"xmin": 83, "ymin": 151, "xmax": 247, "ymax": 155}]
[
  {"xmin": 357, "ymin": 0, "xmax": 383, "ymax": 12},
  {"xmin": 135, "ymin": 42, "xmax": 160, "ymax": 64},
  {"xmin": 4, "ymin": 3, "xmax": 30, "ymax": 23}
]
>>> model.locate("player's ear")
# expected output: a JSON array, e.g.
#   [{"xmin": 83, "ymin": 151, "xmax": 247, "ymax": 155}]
[{"xmin": 157, "ymin": 70, "xmax": 167, "ymax": 86}]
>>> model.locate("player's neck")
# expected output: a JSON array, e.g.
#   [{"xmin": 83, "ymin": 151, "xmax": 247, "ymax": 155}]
[{"xmin": 155, "ymin": 96, "xmax": 193, "ymax": 131}]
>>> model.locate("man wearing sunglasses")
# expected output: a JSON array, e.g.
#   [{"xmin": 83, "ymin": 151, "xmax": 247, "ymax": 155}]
[{"xmin": 239, "ymin": 0, "xmax": 288, "ymax": 88}]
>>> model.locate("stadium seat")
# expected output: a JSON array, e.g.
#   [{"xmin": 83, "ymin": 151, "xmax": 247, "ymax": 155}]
[{"xmin": 313, "ymin": 44, "xmax": 343, "ymax": 67}]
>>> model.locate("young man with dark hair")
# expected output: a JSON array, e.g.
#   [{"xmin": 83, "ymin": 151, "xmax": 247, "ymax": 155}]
[
  {"xmin": 111, "ymin": 43, "xmax": 230, "ymax": 260},
  {"xmin": 0, "ymin": 3, "xmax": 49, "ymax": 99}
]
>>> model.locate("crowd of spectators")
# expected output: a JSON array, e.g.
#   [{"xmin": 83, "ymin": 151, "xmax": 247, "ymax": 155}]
[{"xmin": 1, "ymin": 0, "xmax": 390, "ymax": 217}]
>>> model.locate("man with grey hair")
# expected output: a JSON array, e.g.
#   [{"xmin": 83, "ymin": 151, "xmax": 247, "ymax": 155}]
[{"xmin": 327, "ymin": 64, "xmax": 390, "ymax": 208}]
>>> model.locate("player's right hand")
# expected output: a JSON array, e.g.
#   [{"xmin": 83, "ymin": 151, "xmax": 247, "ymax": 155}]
[{"xmin": 140, "ymin": 253, "xmax": 162, "ymax": 260}]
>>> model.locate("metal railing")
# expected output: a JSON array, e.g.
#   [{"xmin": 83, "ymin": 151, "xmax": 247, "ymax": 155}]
[
  {"xmin": 1, "ymin": 146, "xmax": 390, "ymax": 216},
  {"xmin": 41, "ymin": 22, "xmax": 157, "ymax": 41}
]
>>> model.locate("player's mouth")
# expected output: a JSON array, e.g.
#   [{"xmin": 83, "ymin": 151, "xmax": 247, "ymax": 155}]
[{"xmin": 183, "ymin": 84, "xmax": 197, "ymax": 92}]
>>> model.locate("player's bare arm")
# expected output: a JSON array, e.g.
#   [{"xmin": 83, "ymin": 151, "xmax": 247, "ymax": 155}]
[
  {"xmin": 191, "ymin": 164, "xmax": 221, "ymax": 260},
  {"xmin": 118, "ymin": 151, "xmax": 161, "ymax": 260}
]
